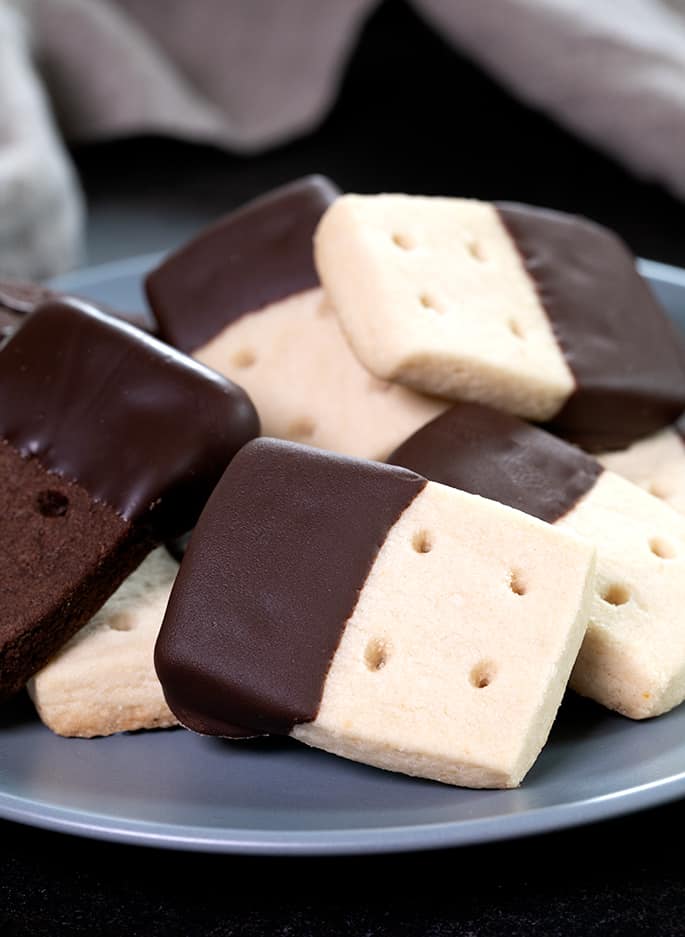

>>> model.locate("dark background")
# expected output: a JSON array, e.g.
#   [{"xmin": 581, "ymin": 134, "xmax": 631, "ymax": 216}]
[
  {"xmin": 4, "ymin": 2, "xmax": 685, "ymax": 933},
  {"xmin": 2, "ymin": 800, "xmax": 684, "ymax": 937}
]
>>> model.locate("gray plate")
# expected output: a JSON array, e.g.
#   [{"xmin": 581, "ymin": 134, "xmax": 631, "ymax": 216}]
[{"xmin": 1, "ymin": 255, "xmax": 685, "ymax": 856}]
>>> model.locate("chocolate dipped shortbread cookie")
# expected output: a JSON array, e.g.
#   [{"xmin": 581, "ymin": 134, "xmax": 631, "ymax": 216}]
[
  {"xmin": 0, "ymin": 299, "xmax": 259, "ymax": 700},
  {"xmin": 389, "ymin": 403, "xmax": 685, "ymax": 719},
  {"xmin": 314, "ymin": 195, "xmax": 685, "ymax": 449},
  {"xmin": 155, "ymin": 439, "xmax": 595, "ymax": 789},
  {"xmin": 146, "ymin": 177, "xmax": 446, "ymax": 460}
]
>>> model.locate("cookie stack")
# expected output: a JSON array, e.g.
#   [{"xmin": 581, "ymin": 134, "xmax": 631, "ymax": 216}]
[
  {"xmin": 5, "ymin": 176, "xmax": 685, "ymax": 791},
  {"xmin": 2, "ymin": 300, "xmax": 258, "ymax": 725}
]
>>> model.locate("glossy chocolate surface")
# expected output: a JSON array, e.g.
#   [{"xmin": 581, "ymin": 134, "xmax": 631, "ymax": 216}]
[
  {"xmin": 0, "ymin": 299, "xmax": 259, "ymax": 536},
  {"xmin": 155, "ymin": 438, "xmax": 426, "ymax": 737},
  {"xmin": 497, "ymin": 204, "xmax": 685, "ymax": 452},
  {"xmin": 388, "ymin": 402, "xmax": 602, "ymax": 524},
  {"xmin": 146, "ymin": 175, "xmax": 340, "ymax": 353}
]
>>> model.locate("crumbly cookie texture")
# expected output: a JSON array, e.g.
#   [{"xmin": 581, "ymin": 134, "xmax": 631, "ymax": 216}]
[
  {"xmin": 314, "ymin": 194, "xmax": 574, "ymax": 420},
  {"xmin": 598, "ymin": 427, "xmax": 685, "ymax": 518},
  {"xmin": 28, "ymin": 548, "xmax": 178, "ymax": 738},
  {"xmin": 194, "ymin": 287, "xmax": 447, "ymax": 460},
  {"xmin": 558, "ymin": 471, "xmax": 685, "ymax": 719},
  {"xmin": 293, "ymin": 480, "xmax": 595, "ymax": 789}
]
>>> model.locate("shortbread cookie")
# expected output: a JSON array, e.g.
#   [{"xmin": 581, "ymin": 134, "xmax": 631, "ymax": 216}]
[
  {"xmin": 598, "ymin": 420, "xmax": 685, "ymax": 517},
  {"xmin": 315, "ymin": 195, "xmax": 685, "ymax": 448},
  {"xmin": 155, "ymin": 439, "xmax": 594, "ymax": 789},
  {"xmin": 28, "ymin": 548, "xmax": 178, "ymax": 737},
  {"xmin": 146, "ymin": 177, "xmax": 447, "ymax": 460},
  {"xmin": 0, "ymin": 298, "xmax": 258, "ymax": 701},
  {"xmin": 389, "ymin": 403, "xmax": 685, "ymax": 718}
]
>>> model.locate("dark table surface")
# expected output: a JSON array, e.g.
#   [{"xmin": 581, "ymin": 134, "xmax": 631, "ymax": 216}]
[{"xmin": 4, "ymin": 3, "xmax": 685, "ymax": 933}]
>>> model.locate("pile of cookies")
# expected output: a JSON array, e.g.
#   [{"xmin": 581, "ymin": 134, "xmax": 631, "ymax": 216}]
[{"xmin": 4, "ymin": 176, "xmax": 685, "ymax": 790}]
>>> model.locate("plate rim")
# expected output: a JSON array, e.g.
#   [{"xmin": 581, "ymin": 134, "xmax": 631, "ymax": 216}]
[{"xmin": 2, "ymin": 766, "xmax": 685, "ymax": 855}]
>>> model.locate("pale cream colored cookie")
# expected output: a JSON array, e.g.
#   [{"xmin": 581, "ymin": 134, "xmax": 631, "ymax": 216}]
[
  {"xmin": 28, "ymin": 548, "xmax": 178, "ymax": 737},
  {"xmin": 193, "ymin": 286, "xmax": 447, "ymax": 459},
  {"xmin": 557, "ymin": 470, "xmax": 685, "ymax": 718},
  {"xmin": 293, "ymin": 481, "xmax": 595, "ymax": 789},
  {"xmin": 314, "ymin": 194, "xmax": 574, "ymax": 420},
  {"xmin": 388, "ymin": 404, "xmax": 685, "ymax": 720},
  {"xmin": 598, "ymin": 427, "xmax": 685, "ymax": 517}
]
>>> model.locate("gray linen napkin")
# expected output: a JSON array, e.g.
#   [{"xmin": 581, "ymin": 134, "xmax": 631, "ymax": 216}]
[
  {"xmin": 0, "ymin": 1, "xmax": 83, "ymax": 279},
  {"xmin": 6, "ymin": 0, "xmax": 685, "ymax": 278}
]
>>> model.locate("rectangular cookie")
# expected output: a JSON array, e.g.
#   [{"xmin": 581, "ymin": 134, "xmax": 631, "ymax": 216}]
[
  {"xmin": 314, "ymin": 194, "xmax": 685, "ymax": 449},
  {"xmin": 155, "ymin": 439, "xmax": 595, "ymax": 789},
  {"xmin": 389, "ymin": 402, "xmax": 685, "ymax": 718}
]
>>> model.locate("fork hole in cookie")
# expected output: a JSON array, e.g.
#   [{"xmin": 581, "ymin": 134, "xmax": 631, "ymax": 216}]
[
  {"xmin": 419, "ymin": 293, "xmax": 442, "ymax": 314},
  {"xmin": 392, "ymin": 232, "xmax": 414, "ymax": 250},
  {"xmin": 508, "ymin": 319, "xmax": 525, "ymax": 339},
  {"xmin": 365, "ymin": 638, "xmax": 390, "ymax": 672},
  {"xmin": 467, "ymin": 241, "xmax": 486, "ymax": 262},
  {"xmin": 412, "ymin": 530, "xmax": 433, "ymax": 554},
  {"xmin": 649, "ymin": 537, "xmax": 677, "ymax": 559},
  {"xmin": 470, "ymin": 660, "xmax": 496, "ymax": 689},
  {"xmin": 602, "ymin": 583, "xmax": 630, "ymax": 606},
  {"xmin": 36, "ymin": 490, "xmax": 69, "ymax": 518},
  {"xmin": 232, "ymin": 348, "xmax": 256, "ymax": 369},
  {"xmin": 108, "ymin": 613, "xmax": 134, "ymax": 632},
  {"xmin": 288, "ymin": 417, "xmax": 316, "ymax": 440},
  {"xmin": 508, "ymin": 569, "xmax": 526, "ymax": 596}
]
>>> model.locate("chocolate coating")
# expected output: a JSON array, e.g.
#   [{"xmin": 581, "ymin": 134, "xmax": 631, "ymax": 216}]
[
  {"xmin": 497, "ymin": 204, "xmax": 685, "ymax": 452},
  {"xmin": 155, "ymin": 438, "xmax": 426, "ymax": 737},
  {"xmin": 0, "ymin": 299, "xmax": 259, "ymax": 536},
  {"xmin": 146, "ymin": 175, "xmax": 341, "ymax": 352},
  {"xmin": 388, "ymin": 402, "xmax": 602, "ymax": 524}
]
